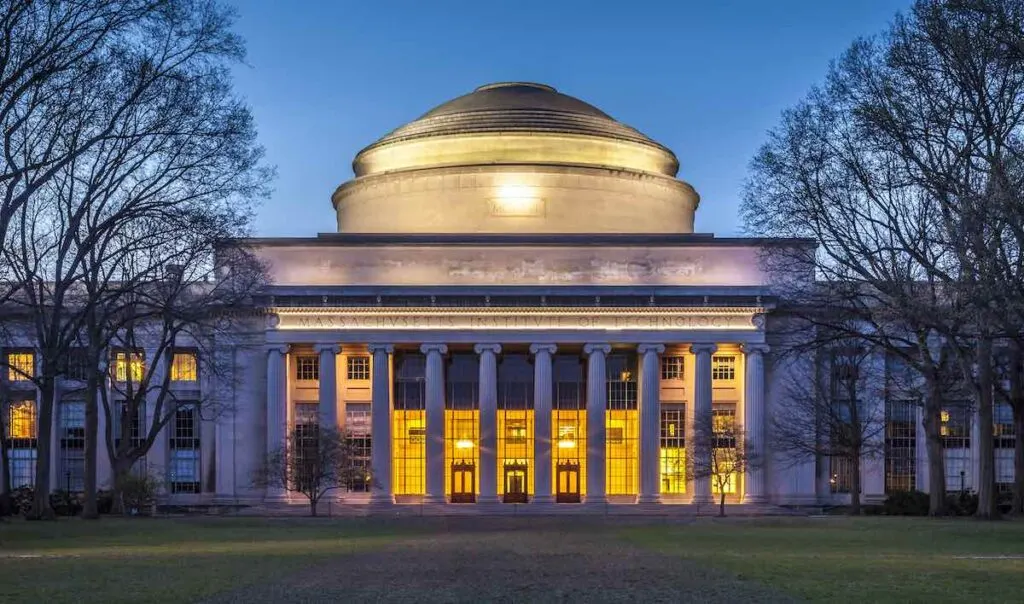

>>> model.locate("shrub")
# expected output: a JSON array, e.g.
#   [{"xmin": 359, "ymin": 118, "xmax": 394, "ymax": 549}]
[
  {"xmin": 996, "ymin": 491, "xmax": 1013, "ymax": 515},
  {"xmin": 11, "ymin": 486, "xmax": 35, "ymax": 517},
  {"xmin": 882, "ymin": 490, "xmax": 930, "ymax": 516},
  {"xmin": 0, "ymin": 492, "xmax": 13, "ymax": 517},
  {"xmin": 946, "ymin": 492, "xmax": 978, "ymax": 516},
  {"xmin": 96, "ymin": 489, "xmax": 114, "ymax": 514},
  {"xmin": 117, "ymin": 474, "xmax": 158, "ymax": 515},
  {"xmin": 49, "ymin": 490, "xmax": 83, "ymax": 517}
]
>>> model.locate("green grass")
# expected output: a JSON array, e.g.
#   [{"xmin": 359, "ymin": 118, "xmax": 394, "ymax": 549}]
[
  {"xmin": 0, "ymin": 518, "xmax": 404, "ymax": 604},
  {"xmin": 2, "ymin": 516, "xmax": 1023, "ymax": 603},
  {"xmin": 622, "ymin": 517, "xmax": 1024, "ymax": 602}
]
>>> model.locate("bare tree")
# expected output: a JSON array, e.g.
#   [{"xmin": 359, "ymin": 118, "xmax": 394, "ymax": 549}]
[
  {"xmin": 744, "ymin": 0, "xmax": 1024, "ymax": 516},
  {"xmin": 773, "ymin": 338, "xmax": 886, "ymax": 515},
  {"xmin": 689, "ymin": 410, "xmax": 758, "ymax": 517},
  {"xmin": 0, "ymin": 0, "xmax": 269, "ymax": 519},
  {"xmin": 254, "ymin": 427, "xmax": 370, "ymax": 517}
]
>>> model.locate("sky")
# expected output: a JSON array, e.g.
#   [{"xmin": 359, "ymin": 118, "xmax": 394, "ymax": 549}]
[{"xmin": 227, "ymin": 0, "xmax": 914, "ymax": 238}]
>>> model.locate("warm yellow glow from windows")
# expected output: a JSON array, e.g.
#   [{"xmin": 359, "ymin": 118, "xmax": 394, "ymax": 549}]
[
  {"xmin": 711, "ymin": 457, "xmax": 738, "ymax": 495},
  {"xmin": 553, "ymin": 410, "xmax": 587, "ymax": 498},
  {"xmin": 392, "ymin": 410, "xmax": 425, "ymax": 495},
  {"xmin": 606, "ymin": 410, "xmax": 639, "ymax": 495},
  {"xmin": 445, "ymin": 409, "xmax": 479, "ymax": 497},
  {"xmin": 170, "ymin": 352, "xmax": 198, "ymax": 382},
  {"xmin": 7, "ymin": 401, "xmax": 36, "ymax": 439},
  {"xmin": 713, "ymin": 413, "xmax": 735, "ymax": 433},
  {"xmin": 497, "ymin": 410, "xmax": 534, "ymax": 497},
  {"xmin": 7, "ymin": 352, "xmax": 33, "ymax": 381},
  {"xmin": 112, "ymin": 352, "xmax": 144, "ymax": 383},
  {"xmin": 941, "ymin": 410, "xmax": 950, "ymax": 423},
  {"xmin": 660, "ymin": 448, "xmax": 686, "ymax": 494}
]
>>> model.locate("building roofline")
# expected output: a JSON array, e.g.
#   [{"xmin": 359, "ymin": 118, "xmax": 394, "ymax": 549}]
[{"xmin": 227, "ymin": 233, "xmax": 816, "ymax": 248}]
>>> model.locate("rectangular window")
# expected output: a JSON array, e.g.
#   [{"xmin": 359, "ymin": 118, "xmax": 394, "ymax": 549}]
[
  {"xmin": 994, "ymin": 403, "xmax": 1015, "ymax": 449},
  {"xmin": 8, "ymin": 448, "xmax": 36, "ymax": 489},
  {"xmin": 169, "ymin": 403, "xmax": 200, "ymax": 493},
  {"xmin": 660, "ymin": 404, "xmax": 685, "ymax": 494},
  {"xmin": 346, "ymin": 356, "xmax": 370, "ymax": 381},
  {"xmin": 606, "ymin": 355, "xmax": 638, "ymax": 496},
  {"xmin": 711, "ymin": 356, "xmax": 736, "ymax": 382},
  {"xmin": 661, "ymin": 356, "xmax": 684, "ymax": 381},
  {"xmin": 112, "ymin": 351, "xmax": 145, "ymax": 383},
  {"xmin": 114, "ymin": 401, "xmax": 146, "ymax": 449},
  {"xmin": 170, "ymin": 352, "xmax": 198, "ymax": 382},
  {"xmin": 7, "ymin": 400, "xmax": 37, "ymax": 440},
  {"xmin": 941, "ymin": 405, "xmax": 970, "ymax": 447},
  {"xmin": 884, "ymin": 399, "xmax": 916, "ymax": 493},
  {"xmin": 293, "ymin": 402, "xmax": 320, "ymax": 493},
  {"xmin": 59, "ymin": 401, "xmax": 85, "ymax": 492},
  {"xmin": 65, "ymin": 348, "xmax": 91, "ymax": 381},
  {"xmin": 295, "ymin": 355, "xmax": 319, "ymax": 381},
  {"xmin": 7, "ymin": 351, "xmax": 33, "ymax": 381},
  {"xmin": 711, "ymin": 404, "xmax": 738, "ymax": 495},
  {"xmin": 345, "ymin": 403, "xmax": 371, "ymax": 492}
]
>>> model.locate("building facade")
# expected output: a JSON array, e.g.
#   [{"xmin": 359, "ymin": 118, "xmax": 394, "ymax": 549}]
[{"xmin": 1, "ymin": 82, "xmax": 1014, "ymax": 509}]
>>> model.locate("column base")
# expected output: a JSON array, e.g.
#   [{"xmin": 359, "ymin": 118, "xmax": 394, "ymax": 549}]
[
  {"xmin": 741, "ymin": 494, "xmax": 768, "ymax": 505},
  {"xmin": 637, "ymin": 494, "xmax": 662, "ymax": 505}
]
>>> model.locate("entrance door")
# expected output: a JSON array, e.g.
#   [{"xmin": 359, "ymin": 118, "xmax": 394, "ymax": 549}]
[
  {"xmin": 450, "ymin": 460, "xmax": 476, "ymax": 503},
  {"xmin": 556, "ymin": 459, "xmax": 581, "ymax": 503},
  {"xmin": 503, "ymin": 462, "xmax": 528, "ymax": 504}
]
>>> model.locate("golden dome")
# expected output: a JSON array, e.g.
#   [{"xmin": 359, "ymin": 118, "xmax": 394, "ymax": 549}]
[{"xmin": 352, "ymin": 82, "xmax": 680, "ymax": 178}]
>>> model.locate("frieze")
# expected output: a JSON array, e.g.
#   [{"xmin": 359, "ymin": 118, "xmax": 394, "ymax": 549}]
[{"xmin": 272, "ymin": 308, "xmax": 763, "ymax": 331}]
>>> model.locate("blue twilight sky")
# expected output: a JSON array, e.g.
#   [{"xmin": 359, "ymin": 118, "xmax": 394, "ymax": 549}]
[{"xmin": 227, "ymin": 0, "xmax": 913, "ymax": 238}]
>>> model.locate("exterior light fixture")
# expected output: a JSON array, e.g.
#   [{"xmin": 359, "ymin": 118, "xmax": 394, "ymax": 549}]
[
  {"xmin": 490, "ymin": 184, "xmax": 543, "ymax": 217},
  {"xmin": 557, "ymin": 439, "xmax": 576, "ymax": 449},
  {"xmin": 455, "ymin": 439, "xmax": 475, "ymax": 449}
]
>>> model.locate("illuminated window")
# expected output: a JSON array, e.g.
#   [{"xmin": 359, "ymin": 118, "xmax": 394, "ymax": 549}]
[
  {"xmin": 885, "ymin": 399, "xmax": 916, "ymax": 493},
  {"xmin": 711, "ymin": 404, "xmax": 738, "ymax": 495},
  {"xmin": 392, "ymin": 353, "xmax": 426, "ymax": 496},
  {"xmin": 345, "ymin": 403, "xmax": 371, "ymax": 492},
  {"xmin": 59, "ymin": 401, "xmax": 85, "ymax": 492},
  {"xmin": 292, "ymin": 402, "xmax": 319, "ymax": 493},
  {"xmin": 830, "ymin": 457, "xmax": 855, "ymax": 494},
  {"xmin": 661, "ymin": 356, "xmax": 684, "ymax": 381},
  {"xmin": 445, "ymin": 354, "xmax": 479, "ymax": 501},
  {"xmin": 6, "ymin": 400, "xmax": 37, "ymax": 439},
  {"xmin": 660, "ymin": 404, "xmax": 686, "ymax": 494},
  {"xmin": 711, "ymin": 356, "xmax": 736, "ymax": 381},
  {"xmin": 170, "ymin": 352, "xmax": 198, "ymax": 382},
  {"xmin": 347, "ymin": 356, "xmax": 370, "ymax": 381},
  {"xmin": 606, "ymin": 354, "xmax": 638, "ymax": 496},
  {"xmin": 942, "ymin": 402, "xmax": 971, "ymax": 491},
  {"xmin": 112, "ymin": 351, "xmax": 145, "ymax": 383},
  {"xmin": 295, "ymin": 355, "xmax": 318, "ymax": 381},
  {"xmin": 170, "ymin": 403, "xmax": 200, "ymax": 494},
  {"xmin": 497, "ymin": 359, "xmax": 534, "ymax": 501},
  {"xmin": 553, "ymin": 355, "xmax": 587, "ymax": 501},
  {"xmin": 7, "ymin": 352, "xmax": 33, "ymax": 381}
]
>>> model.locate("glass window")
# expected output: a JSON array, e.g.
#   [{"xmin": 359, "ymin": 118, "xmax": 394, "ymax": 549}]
[
  {"xmin": 660, "ymin": 404, "xmax": 686, "ymax": 494},
  {"xmin": 346, "ymin": 356, "xmax": 370, "ymax": 381},
  {"xmin": 711, "ymin": 404, "xmax": 738, "ymax": 495},
  {"xmin": 661, "ymin": 356, "xmax": 684, "ymax": 381},
  {"xmin": 112, "ymin": 351, "xmax": 145, "ymax": 383},
  {"xmin": 59, "ymin": 401, "xmax": 85, "ymax": 492},
  {"xmin": 885, "ymin": 399, "xmax": 916, "ymax": 493},
  {"xmin": 606, "ymin": 354, "xmax": 638, "ymax": 496},
  {"xmin": 169, "ymin": 403, "xmax": 200, "ymax": 493},
  {"xmin": 994, "ymin": 403, "xmax": 1015, "ymax": 449},
  {"xmin": 170, "ymin": 352, "xmax": 198, "ymax": 382},
  {"xmin": 7, "ymin": 400, "xmax": 37, "ymax": 439},
  {"xmin": 7, "ymin": 351, "xmax": 33, "ymax": 381},
  {"xmin": 393, "ymin": 353, "xmax": 426, "ymax": 496},
  {"xmin": 345, "ymin": 403, "xmax": 371, "ymax": 492},
  {"xmin": 65, "ymin": 348, "xmax": 91, "ymax": 381},
  {"xmin": 8, "ymin": 448, "xmax": 36, "ymax": 488},
  {"xmin": 295, "ymin": 355, "xmax": 318, "ymax": 381},
  {"xmin": 711, "ymin": 356, "xmax": 736, "ymax": 381}
]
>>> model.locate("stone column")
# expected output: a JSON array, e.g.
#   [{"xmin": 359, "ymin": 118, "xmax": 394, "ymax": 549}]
[
  {"xmin": 369, "ymin": 344, "xmax": 394, "ymax": 505},
  {"xmin": 741, "ymin": 344, "xmax": 769, "ymax": 504},
  {"xmin": 265, "ymin": 344, "xmax": 289, "ymax": 502},
  {"xmin": 421, "ymin": 344, "xmax": 448, "ymax": 504},
  {"xmin": 690, "ymin": 343, "xmax": 717, "ymax": 505},
  {"xmin": 638, "ymin": 344, "xmax": 665, "ymax": 504},
  {"xmin": 475, "ymin": 344, "xmax": 501, "ymax": 504},
  {"xmin": 530, "ymin": 344, "xmax": 557, "ymax": 504},
  {"xmin": 314, "ymin": 344, "xmax": 340, "ymax": 431},
  {"xmin": 584, "ymin": 343, "xmax": 611, "ymax": 505}
]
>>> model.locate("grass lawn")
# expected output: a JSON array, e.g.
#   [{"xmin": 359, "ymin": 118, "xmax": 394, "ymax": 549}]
[{"xmin": 1, "ymin": 516, "xmax": 1022, "ymax": 603}]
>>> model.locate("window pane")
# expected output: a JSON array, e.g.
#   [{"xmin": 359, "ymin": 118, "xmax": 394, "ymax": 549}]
[
  {"xmin": 170, "ymin": 352, "xmax": 198, "ymax": 382},
  {"xmin": 346, "ymin": 356, "xmax": 370, "ymax": 380},
  {"xmin": 7, "ymin": 352, "xmax": 33, "ymax": 381}
]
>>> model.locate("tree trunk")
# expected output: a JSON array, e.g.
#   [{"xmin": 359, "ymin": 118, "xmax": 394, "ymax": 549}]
[
  {"xmin": 29, "ymin": 376, "xmax": 55, "ymax": 520},
  {"xmin": 923, "ymin": 377, "xmax": 947, "ymax": 515},
  {"xmin": 310, "ymin": 497, "xmax": 318, "ymax": 517},
  {"xmin": 81, "ymin": 376, "xmax": 100, "ymax": 519},
  {"xmin": 111, "ymin": 462, "xmax": 133, "ymax": 516},
  {"xmin": 849, "ymin": 449, "xmax": 862, "ymax": 516},
  {"xmin": 719, "ymin": 491, "xmax": 726, "ymax": 517},
  {"xmin": 975, "ymin": 338, "xmax": 997, "ymax": 519}
]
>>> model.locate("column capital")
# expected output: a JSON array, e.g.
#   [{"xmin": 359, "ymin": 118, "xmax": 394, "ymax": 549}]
[
  {"xmin": 264, "ymin": 344, "xmax": 290, "ymax": 355},
  {"xmin": 313, "ymin": 343, "xmax": 341, "ymax": 355},
  {"xmin": 689, "ymin": 343, "xmax": 718, "ymax": 356},
  {"xmin": 741, "ymin": 343, "xmax": 771, "ymax": 356},
  {"xmin": 583, "ymin": 343, "xmax": 611, "ymax": 356},
  {"xmin": 368, "ymin": 344, "xmax": 394, "ymax": 354},
  {"xmin": 420, "ymin": 343, "xmax": 448, "ymax": 355},
  {"xmin": 529, "ymin": 343, "xmax": 557, "ymax": 355},
  {"xmin": 637, "ymin": 344, "xmax": 666, "ymax": 355},
  {"xmin": 473, "ymin": 343, "xmax": 502, "ymax": 355}
]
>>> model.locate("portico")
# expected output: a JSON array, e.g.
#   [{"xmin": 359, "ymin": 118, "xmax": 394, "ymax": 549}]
[{"xmin": 261, "ymin": 305, "xmax": 769, "ymax": 507}]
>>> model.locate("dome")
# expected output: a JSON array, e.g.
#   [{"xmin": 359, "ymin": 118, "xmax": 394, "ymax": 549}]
[
  {"xmin": 352, "ymin": 82, "xmax": 680, "ymax": 177},
  {"xmin": 334, "ymin": 82, "xmax": 699, "ymax": 235}
]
